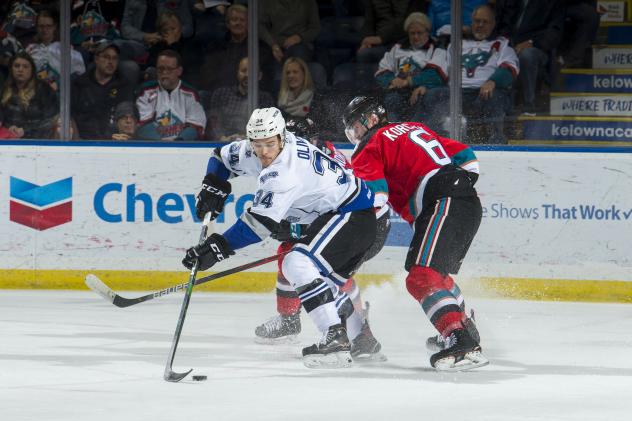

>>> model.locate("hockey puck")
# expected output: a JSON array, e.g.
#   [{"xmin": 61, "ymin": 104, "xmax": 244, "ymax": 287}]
[{"xmin": 192, "ymin": 375, "xmax": 207, "ymax": 381}]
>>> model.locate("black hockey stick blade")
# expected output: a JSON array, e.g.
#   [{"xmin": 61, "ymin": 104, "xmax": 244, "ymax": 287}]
[
  {"xmin": 164, "ymin": 368, "xmax": 192, "ymax": 382},
  {"xmin": 85, "ymin": 252, "xmax": 288, "ymax": 308}
]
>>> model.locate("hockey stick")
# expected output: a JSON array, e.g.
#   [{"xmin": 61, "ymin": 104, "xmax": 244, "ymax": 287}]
[
  {"xmin": 164, "ymin": 213, "xmax": 212, "ymax": 382},
  {"xmin": 85, "ymin": 252, "xmax": 286, "ymax": 308}
]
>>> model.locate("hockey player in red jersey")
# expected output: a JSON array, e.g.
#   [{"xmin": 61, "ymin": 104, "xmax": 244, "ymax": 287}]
[
  {"xmin": 343, "ymin": 96, "xmax": 488, "ymax": 371},
  {"xmin": 254, "ymin": 116, "xmax": 389, "ymax": 362}
]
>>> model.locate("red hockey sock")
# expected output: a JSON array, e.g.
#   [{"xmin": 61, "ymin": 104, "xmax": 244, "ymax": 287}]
[
  {"xmin": 406, "ymin": 265, "xmax": 464, "ymax": 337},
  {"xmin": 276, "ymin": 242, "xmax": 300, "ymax": 316}
]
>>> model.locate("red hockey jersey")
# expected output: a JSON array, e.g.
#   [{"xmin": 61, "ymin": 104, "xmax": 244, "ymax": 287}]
[{"xmin": 351, "ymin": 122, "xmax": 479, "ymax": 224}]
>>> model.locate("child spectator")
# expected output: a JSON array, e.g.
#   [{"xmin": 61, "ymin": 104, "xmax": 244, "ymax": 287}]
[{"xmin": 111, "ymin": 101, "xmax": 139, "ymax": 140}]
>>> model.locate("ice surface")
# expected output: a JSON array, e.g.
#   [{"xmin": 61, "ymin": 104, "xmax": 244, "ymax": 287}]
[{"xmin": 1, "ymin": 282, "xmax": 631, "ymax": 421}]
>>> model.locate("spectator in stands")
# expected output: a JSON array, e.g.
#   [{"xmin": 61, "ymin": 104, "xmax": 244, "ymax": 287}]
[
  {"xmin": 191, "ymin": 0, "xmax": 228, "ymax": 44},
  {"xmin": 424, "ymin": 4, "xmax": 519, "ymax": 144},
  {"xmin": 375, "ymin": 12, "xmax": 447, "ymax": 121},
  {"xmin": 25, "ymin": 9, "xmax": 85, "ymax": 91},
  {"xmin": 111, "ymin": 101, "xmax": 139, "ymax": 140},
  {"xmin": 258, "ymin": 0, "xmax": 320, "ymax": 64},
  {"xmin": 199, "ymin": 4, "xmax": 273, "ymax": 93},
  {"xmin": 136, "ymin": 49, "xmax": 206, "ymax": 141},
  {"xmin": 357, "ymin": 0, "xmax": 410, "ymax": 63},
  {"xmin": 206, "ymin": 56, "xmax": 275, "ymax": 141},
  {"xmin": 428, "ymin": 0, "xmax": 487, "ymax": 41},
  {"xmin": 495, "ymin": 0, "xmax": 564, "ymax": 115},
  {"xmin": 277, "ymin": 57, "xmax": 314, "ymax": 118},
  {"xmin": 0, "ymin": 30, "xmax": 23, "ymax": 86},
  {"xmin": 0, "ymin": 107, "xmax": 22, "ymax": 139},
  {"xmin": 71, "ymin": 0, "xmax": 139, "ymax": 84},
  {"xmin": 145, "ymin": 10, "xmax": 199, "ymax": 82},
  {"xmin": 71, "ymin": 42, "xmax": 135, "ymax": 140},
  {"xmin": 1, "ymin": 1, "xmax": 38, "ymax": 46},
  {"xmin": 120, "ymin": 0, "xmax": 195, "ymax": 64},
  {"xmin": 0, "ymin": 51, "xmax": 59, "ymax": 139},
  {"xmin": 559, "ymin": 0, "xmax": 600, "ymax": 68}
]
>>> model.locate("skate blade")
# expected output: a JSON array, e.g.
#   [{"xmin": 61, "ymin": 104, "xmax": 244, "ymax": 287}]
[
  {"xmin": 254, "ymin": 334, "xmax": 300, "ymax": 345},
  {"xmin": 352, "ymin": 352, "xmax": 388, "ymax": 363},
  {"xmin": 303, "ymin": 351, "xmax": 353, "ymax": 369},
  {"xmin": 434, "ymin": 351, "xmax": 489, "ymax": 372}
]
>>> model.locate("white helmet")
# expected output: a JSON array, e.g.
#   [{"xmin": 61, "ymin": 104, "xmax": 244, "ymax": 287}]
[{"xmin": 246, "ymin": 107, "xmax": 286, "ymax": 141}]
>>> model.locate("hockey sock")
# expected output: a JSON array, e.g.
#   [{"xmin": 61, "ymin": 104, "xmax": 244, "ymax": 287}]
[
  {"xmin": 296, "ymin": 278, "xmax": 340, "ymax": 332},
  {"xmin": 443, "ymin": 275, "xmax": 466, "ymax": 312},
  {"xmin": 276, "ymin": 272, "xmax": 301, "ymax": 316},
  {"xmin": 340, "ymin": 277, "xmax": 364, "ymax": 316},
  {"xmin": 276, "ymin": 242, "xmax": 301, "ymax": 316},
  {"xmin": 406, "ymin": 265, "xmax": 464, "ymax": 338}
]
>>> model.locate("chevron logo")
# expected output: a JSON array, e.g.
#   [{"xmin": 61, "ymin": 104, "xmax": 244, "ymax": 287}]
[{"xmin": 9, "ymin": 177, "xmax": 73, "ymax": 230}]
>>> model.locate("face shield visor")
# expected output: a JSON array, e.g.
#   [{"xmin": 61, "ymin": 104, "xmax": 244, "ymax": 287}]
[{"xmin": 344, "ymin": 116, "xmax": 369, "ymax": 145}]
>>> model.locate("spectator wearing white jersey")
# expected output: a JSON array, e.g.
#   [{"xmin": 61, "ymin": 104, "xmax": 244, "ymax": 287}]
[
  {"xmin": 423, "ymin": 5, "xmax": 519, "ymax": 144},
  {"xmin": 136, "ymin": 49, "xmax": 206, "ymax": 141},
  {"xmin": 375, "ymin": 12, "xmax": 448, "ymax": 122}
]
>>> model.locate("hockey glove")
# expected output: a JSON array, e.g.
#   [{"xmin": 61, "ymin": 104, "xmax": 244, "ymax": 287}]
[
  {"xmin": 196, "ymin": 173, "xmax": 232, "ymax": 220},
  {"xmin": 271, "ymin": 220, "xmax": 307, "ymax": 242},
  {"xmin": 182, "ymin": 233, "xmax": 235, "ymax": 271}
]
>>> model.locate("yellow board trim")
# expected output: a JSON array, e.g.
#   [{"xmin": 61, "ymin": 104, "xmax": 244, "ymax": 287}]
[
  {"xmin": 478, "ymin": 277, "xmax": 632, "ymax": 303},
  {"xmin": 0, "ymin": 269, "xmax": 391, "ymax": 292},
  {"xmin": 2, "ymin": 270, "xmax": 632, "ymax": 303}
]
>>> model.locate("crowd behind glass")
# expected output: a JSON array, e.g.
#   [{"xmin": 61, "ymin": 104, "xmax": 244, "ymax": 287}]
[{"xmin": 0, "ymin": 0, "xmax": 600, "ymax": 144}]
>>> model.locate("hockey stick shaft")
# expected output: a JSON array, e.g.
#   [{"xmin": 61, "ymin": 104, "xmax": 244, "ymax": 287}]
[
  {"xmin": 164, "ymin": 214, "xmax": 211, "ymax": 382},
  {"xmin": 86, "ymin": 251, "xmax": 287, "ymax": 308}
]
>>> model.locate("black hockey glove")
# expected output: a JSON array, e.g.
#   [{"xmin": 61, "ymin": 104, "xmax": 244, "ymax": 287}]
[
  {"xmin": 270, "ymin": 220, "xmax": 307, "ymax": 242},
  {"xmin": 196, "ymin": 173, "xmax": 232, "ymax": 220},
  {"xmin": 182, "ymin": 233, "xmax": 235, "ymax": 271}
]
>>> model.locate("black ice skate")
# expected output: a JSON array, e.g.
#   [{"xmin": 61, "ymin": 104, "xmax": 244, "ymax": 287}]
[
  {"xmin": 351, "ymin": 302, "xmax": 387, "ymax": 362},
  {"xmin": 302, "ymin": 323, "xmax": 353, "ymax": 369},
  {"xmin": 254, "ymin": 313, "xmax": 301, "ymax": 344},
  {"xmin": 426, "ymin": 309, "xmax": 480, "ymax": 353},
  {"xmin": 430, "ymin": 328, "xmax": 489, "ymax": 372}
]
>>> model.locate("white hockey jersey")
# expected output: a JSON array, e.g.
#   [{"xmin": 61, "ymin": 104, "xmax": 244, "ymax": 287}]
[
  {"xmin": 136, "ymin": 80, "xmax": 206, "ymax": 140},
  {"xmin": 214, "ymin": 132, "xmax": 374, "ymax": 249},
  {"xmin": 375, "ymin": 42, "xmax": 448, "ymax": 81},
  {"xmin": 450, "ymin": 36, "xmax": 519, "ymax": 89},
  {"xmin": 26, "ymin": 41, "xmax": 85, "ymax": 90}
]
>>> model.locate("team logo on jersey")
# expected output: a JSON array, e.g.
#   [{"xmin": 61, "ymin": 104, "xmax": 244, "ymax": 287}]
[
  {"xmin": 462, "ymin": 50, "xmax": 491, "ymax": 78},
  {"xmin": 155, "ymin": 110, "xmax": 185, "ymax": 138},
  {"xmin": 9, "ymin": 177, "xmax": 73, "ymax": 230}
]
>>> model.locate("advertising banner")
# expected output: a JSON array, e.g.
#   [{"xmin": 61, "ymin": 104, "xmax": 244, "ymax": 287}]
[{"xmin": 1, "ymin": 144, "xmax": 631, "ymax": 293}]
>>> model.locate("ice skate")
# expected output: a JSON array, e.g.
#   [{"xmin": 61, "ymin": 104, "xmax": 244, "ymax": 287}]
[
  {"xmin": 426, "ymin": 309, "xmax": 480, "ymax": 353},
  {"xmin": 254, "ymin": 313, "xmax": 301, "ymax": 344},
  {"xmin": 430, "ymin": 328, "xmax": 489, "ymax": 372},
  {"xmin": 302, "ymin": 323, "xmax": 353, "ymax": 369},
  {"xmin": 351, "ymin": 302, "xmax": 387, "ymax": 362}
]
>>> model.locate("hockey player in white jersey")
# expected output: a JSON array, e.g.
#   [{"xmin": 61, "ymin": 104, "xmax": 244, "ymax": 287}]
[{"xmin": 182, "ymin": 107, "xmax": 378, "ymax": 368}]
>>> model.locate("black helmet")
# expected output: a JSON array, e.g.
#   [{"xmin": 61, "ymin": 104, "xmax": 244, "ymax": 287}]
[
  {"xmin": 343, "ymin": 96, "xmax": 387, "ymax": 144},
  {"xmin": 286, "ymin": 116, "xmax": 319, "ymax": 141}
]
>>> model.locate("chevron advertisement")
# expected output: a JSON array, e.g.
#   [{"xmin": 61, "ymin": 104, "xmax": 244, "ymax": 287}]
[
  {"xmin": 9, "ymin": 176, "xmax": 72, "ymax": 230},
  {"xmin": 0, "ymin": 145, "xmax": 631, "ymax": 283}
]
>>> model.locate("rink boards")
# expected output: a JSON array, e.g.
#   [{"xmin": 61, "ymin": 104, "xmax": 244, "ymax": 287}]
[{"xmin": 0, "ymin": 142, "xmax": 631, "ymax": 302}]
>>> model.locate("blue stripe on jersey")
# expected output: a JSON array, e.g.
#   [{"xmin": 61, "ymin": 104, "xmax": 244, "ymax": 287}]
[
  {"xmin": 222, "ymin": 219, "xmax": 262, "ymax": 250},
  {"xmin": 338, "ymin": 180, "xmax": 374, "ymax": 213},
  {"xmin": 311, "ymin": 214, "xmax": 344, "ymax": 252},
  {"xmin": 365, "ymin": 178, "xmax": 388, "ymax": 195},
  {"xmin": 206, "ymin": 155, "xmax": 231, "ymax": 180},
  {"xmin": 451, "ymin": 148, "xmax": 477, "ymax": 167},
  {"xmin": 420, "ymin": 198, "xmax": 447, "ymax": 265}
]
